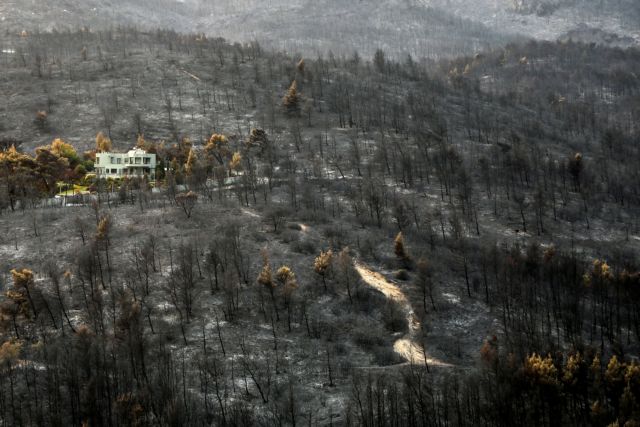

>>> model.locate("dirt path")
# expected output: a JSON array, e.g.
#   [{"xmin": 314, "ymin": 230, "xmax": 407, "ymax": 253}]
[
  {"xmin": 354, "ymin": 262, "xmax": 452, "ymax": 368},
  {"xmin": 291, "ymin": 219, "xmax": 452, "ymax": 368}
]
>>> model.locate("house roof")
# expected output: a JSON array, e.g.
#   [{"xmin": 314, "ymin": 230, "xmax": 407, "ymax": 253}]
[{"xmin": 96, "ymin": 148, "xmax": 154, "ymax": 156}]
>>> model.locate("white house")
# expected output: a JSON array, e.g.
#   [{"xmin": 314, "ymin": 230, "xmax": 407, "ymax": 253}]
[{"xmin": 95, "ymin": 148, "xmax": 156, "ymax": 180}]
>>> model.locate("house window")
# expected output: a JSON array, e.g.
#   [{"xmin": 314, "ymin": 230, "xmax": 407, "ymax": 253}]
[
  {"xmin": 135, "ymin": 157, "xmax": 141, "ymax": 164},
  {"xmin": 143, "ymin": 157, "xmax": 151, "ymax": 164},
  {"xmin": 110, "ymin": 157, "xmax": 115, "ymax": 163},
  {"xmin": 125, "ymin": 158, "xmax": 129, "ymax": 164},
  {"xmin": 117, "ymin": 158, "xmax": 122, "ymax": 164},
  {"xmin": 111, "ymin": 169, "xmax": 117, "ymax": 174}
]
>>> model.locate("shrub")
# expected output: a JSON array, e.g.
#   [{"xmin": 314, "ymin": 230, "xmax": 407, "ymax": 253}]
[
  {"xmin": 287, "ymin": 222, "xmax": 302, "ymax": 231},
  {"xmin": 354, "ymin": 327, "xmax": 386, "ymax": 350},
  {"xmin": 372, "ymin": 346, "xmax": 403, "ymax": 366},
  {"xmin": 292, "ymin": 239, "xmax": 316, "ymax": 255},
  {"xmin": 279, "ymin": 230, "xmax": 299, "ymax": 244},
  {"xmin": 34, "ymin": 111, "xmax": 49, "ymax": 131},
  {"xmin": 394, "ymin": 269, "xmax": 410, "ymax": 281},
  {"xmin": 323, "ymin": 225, "xmax": 351, "ymax": 249},
  {"xmin": 353, "ymin": 287, "xmax": 386, "ymax": 314},
  {"xmin": 382, "ymin": 302, "xmax": 408, "ymax": 334}
]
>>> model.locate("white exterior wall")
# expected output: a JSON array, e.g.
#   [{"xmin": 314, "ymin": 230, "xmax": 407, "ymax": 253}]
[{"xmin": 95, "ymin": 149, "xmax": 156, "ymax": 179}]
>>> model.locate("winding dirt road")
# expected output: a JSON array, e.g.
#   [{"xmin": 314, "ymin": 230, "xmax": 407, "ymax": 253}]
[
  {"xmin": 354, "ymin": 262, "xmax": 452, "ymax": 368},
  {"xmin": 289, "ymin": 218, "xmax": 452, "ymax": 368}
]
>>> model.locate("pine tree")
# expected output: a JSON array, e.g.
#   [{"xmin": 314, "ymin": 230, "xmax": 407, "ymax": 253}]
[
  {"xmin": 568, "ymin": 152, "xmax": 583, "ymax": 191},
  {"xmin": 96, "ymin": 132, "xmax": 112, "ymax": 152},
  {"xmin": 49, "ymin": 138, "xmax": 79, "ymax": 164},
  {"xmin": 524, "ymin": 353, "xmax": 558, "ymax": 386},
  {"xmin": 283, "ymin": 80, "xmax": 300, "ymax": 114},
  {"xmin": 394, "ymin": 232, "xmax": 410, "ymax": 266},
  {"xmin": 314, "ymin": 250, "xmax": 333, "ymax": 292},
  {"xmin": 247, "ymin": 128, "xmax": 269, "ymax": 147},
  {"xmin": 257, "ymin": 251, "xmax": 274, "ymax": 289},
  {"xmin": 0, "ymin": 340, "xmax": 21, "ymax": 366},
  {"xmin": 394, "ymin": 232, "xmax": 405, "ymax": 258},
  {"xmin": 205, "ymin": 134, "xmax": 229, "ymax": 165},
  {"xmin": 276, "ymin": 266, "xmax": 298, "ymax": 331},
  {"xmin": 230, "ymin": 152, "xmax": 242, "ymax": 175},
  {"xmin": 10, "ymin": 268, "xmax": 37, "ymax": 320},
  {"xmin": 185, "ymin": 148, "xmax": 197, "ymax": 176},
  {"xmin": 258, "ymin": 251, "xmax": 279, "ymax": 320}
]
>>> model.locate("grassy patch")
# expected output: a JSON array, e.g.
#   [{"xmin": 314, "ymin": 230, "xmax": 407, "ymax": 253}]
[{"xmin": 56, "ymin": 183, "xmax": 89, "ymax": 196}]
